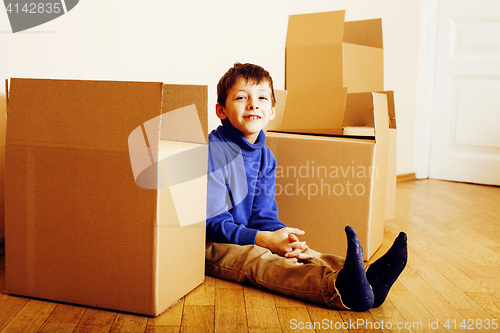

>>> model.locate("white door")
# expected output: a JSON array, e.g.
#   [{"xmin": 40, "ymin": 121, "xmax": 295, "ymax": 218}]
[{"xmin": 426, "ymin": 0, "xmax": 500, "ymax": 185}]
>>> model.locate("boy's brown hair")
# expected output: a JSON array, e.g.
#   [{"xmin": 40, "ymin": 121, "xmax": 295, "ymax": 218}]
[{"xmin": 217, "ymin": 63, "xmax": 276, "ymax": 107}]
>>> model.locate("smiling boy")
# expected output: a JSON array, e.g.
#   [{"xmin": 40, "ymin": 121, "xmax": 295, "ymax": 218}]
[{"xmin": 205, "ymin": 63, "xmax": 407, "ymax": 311}]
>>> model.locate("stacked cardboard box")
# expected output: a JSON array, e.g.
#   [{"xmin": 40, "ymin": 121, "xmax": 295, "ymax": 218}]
[
  {"xmin": 5, "ymin": 78, "xmax": 208, "ymax": 316},
  {"xmin": 267, "ymin": 10, "xmax": 396, "ymax": 260}
]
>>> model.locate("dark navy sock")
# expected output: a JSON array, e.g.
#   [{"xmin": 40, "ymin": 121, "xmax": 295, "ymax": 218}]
[
  {"xmin": 335, "ymin": 226, "xmax": 374, "ymax": 312},
  {"xmin": 366, "ymin": 232, "xmax": 408, "ymax": 308}
]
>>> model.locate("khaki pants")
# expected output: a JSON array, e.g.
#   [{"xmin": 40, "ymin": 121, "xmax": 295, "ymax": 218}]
[{"xmin": 205, "ymin": 239, "xmax": 349, "ymax": 309}]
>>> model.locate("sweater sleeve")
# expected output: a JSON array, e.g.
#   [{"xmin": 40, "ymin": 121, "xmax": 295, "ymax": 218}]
[
  {"xmin": 248, "ymin": 149, "xmax": 287, "ymax": 231},
  {"xmin": 206, "ymin": 142, "xmax": 259, "ymax": 245}
]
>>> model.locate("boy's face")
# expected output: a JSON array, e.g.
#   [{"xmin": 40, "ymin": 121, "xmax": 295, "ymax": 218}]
[{"xmin": 216, "ymin": 78, "xmax": 275, "ymax": 144}]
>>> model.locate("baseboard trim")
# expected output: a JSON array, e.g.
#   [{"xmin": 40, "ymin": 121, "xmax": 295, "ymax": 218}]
[{"xmin": 397, "ymin": 173, "xmax": 418, "ymax": 183}]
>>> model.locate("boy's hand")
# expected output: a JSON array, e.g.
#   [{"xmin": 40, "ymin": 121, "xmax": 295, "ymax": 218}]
[
  {"xmin": 255, "ymin": 227, "xmax": 313, "ymax": 262},
  {"xmin": 284, "ymin": 233, "xmax": 314, "ymax": 263}
]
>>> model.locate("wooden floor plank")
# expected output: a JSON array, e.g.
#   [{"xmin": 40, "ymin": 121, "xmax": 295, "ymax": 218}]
[
  {"xmin": 465, "ymin": 292, "xmax": 500, "ymax": 319},
  {"xmin": 145, "ymin": 326, "xmax": 180, "ymax": 333},
  {"xmin": 44, "ymin": 303, "xmax": 86, "ymax": 324},
  {"xmin": 148, "ymin": 298, "xmax": 184, "ymax": 327},
  {"xmin": 0, "ymin": 256, "xmax": 5, "ymax": 296},
  {"xmin": 305, "ymin": 303, "xmax": 348, "ymax": 333},
  {"xmin": 276, "ymin": 307, "xmax": 314, "ymax": 333},
  {"xmin": 417, "ymin": 252, "xmax": 486, "ymax": 293},
  {"xmin": 110, "ymin": 313, "xmax": 149, "ymax": 333},
  {"xmin": 72, "ymin": 308, "xmax": 116, "ymax": 333},
  {"xmin": 411, "ymin": 264, "xmax": 483, "ymax": 310},
  {"xmin": 214, "ymin": 287, "xmax": 247, "ymax": 333},
  {"xmin": 369, "ymin": 299, "xmax": 415, "ymax": 333},
  {"xmin": 180, "ymin": 305, "xmax": 214, "ymax": 333},
  {"xmin": 0, "ymin": 295, "xmax": 30, "ymax": 331},
  {"xmin": 1, "ymin": 299, "xmax": 56, "ymax": 333},
  {"xmin": 388, "ymin": 290, "xmax": 435, "ymax": 331},
  {"xmin": 38, "ymin": 322, "xmax": 79, "ymax": 333},
  {"xmin": 184, "ymin": 276, "xmax": 215, "ymax": 306},
  {"xmin": 273, "ymin": 294, "xmax": 306, "ymax": 308},
  {"xmin": 400, "ymin": 275, "xmax": 466, "ymax": 324},
  {"xmin": 339, "ymin": 310, "xmax": 383, "ymax": 332},
  {"xmin": 243, "ymin": 285, "xmax": 281, "ymax": 330}
]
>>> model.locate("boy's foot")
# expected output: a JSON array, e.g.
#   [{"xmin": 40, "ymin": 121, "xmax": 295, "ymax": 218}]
[
  {"xmin": 366, "ymin": 232, "xmax": 408, "ymax": 308},
  {"xmin": 335, "ymin": 226, "xmax": 374, "ymax": 312}
]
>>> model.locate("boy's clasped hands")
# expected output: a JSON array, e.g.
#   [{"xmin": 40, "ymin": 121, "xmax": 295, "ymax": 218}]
[{"xmin": 255, "ymin": 227, "xmax": 313, "ymax": 264}]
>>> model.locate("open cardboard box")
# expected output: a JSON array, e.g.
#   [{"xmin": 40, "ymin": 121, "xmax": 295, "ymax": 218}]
[
  {"xmin": 5, "ymin": 78, "xmax": 208, "ymax": 316},
  {"xmin": 286, "ymin": 10, "xmax": 383, "ymax": 92},
  {"xmin": 266, "ymin": 91, "xmax": 391, "ymax": 260},
  {"xmin": 284, "ymin": 10, "xmax": 384, "ymax": 125}
]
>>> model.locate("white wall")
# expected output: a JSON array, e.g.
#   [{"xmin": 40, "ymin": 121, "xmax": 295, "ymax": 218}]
[{"xmin": 0, "ymin": 0, "xmax": 422, "ymax": 239}]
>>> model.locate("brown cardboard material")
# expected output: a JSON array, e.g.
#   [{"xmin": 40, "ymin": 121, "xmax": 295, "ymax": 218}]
[
  {"xmin": 5, "ymin": 78, "xmax": 208, "ymax": 316},
  {"xmin": 283, "ymin": 10, "xmax": 385, "ymax": 141},
  {"xmin": 385, "ymin": 92, "xmax": 397, "ymax": 221},
  {"xmin": 285, "ymin": 10, "xmax": 384, "ymax": 93},
  {"xmin": 0, "ymin": 80, "xmax": 7, "ymax": 242},
  {"xmin": 267, "ymin": 92, "xmax": 390, "ymax": 260},
  {"xmin": 263, "ymin": 90, "xmax": 288, "ymax": 132},
  {"xmin": 343, "ymin": 91, "xmax": 397, "ymax": 221}
]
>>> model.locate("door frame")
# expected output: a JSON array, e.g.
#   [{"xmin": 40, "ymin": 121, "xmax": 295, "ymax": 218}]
[{"xmin": 415, "ymin": 0, "xmax": 439, "ymax": 180}]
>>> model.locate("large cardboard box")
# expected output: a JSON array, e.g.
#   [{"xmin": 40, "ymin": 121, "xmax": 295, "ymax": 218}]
[
  {"xmin": 267, "ymin": 92, "xmax": 390, "ymax": 260},
  {"xmin": 5, "ymin": 78, "xmax": 208, "ymax": 316}
]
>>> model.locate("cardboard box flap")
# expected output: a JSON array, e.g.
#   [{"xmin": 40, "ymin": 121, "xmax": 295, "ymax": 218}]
[
  {"xmin": 372, "ymin": 92, "xmax": 390, "ymax": 143},
  {"xmin": 279, "ymin": 88, "xmax": 347, "ymax": 132},
  {"xmin": 7, "ymin": 78, "xmax": 163, "ymax": 151},
  {"xmin": 342, "ymin": 92, "xmax": 389, "ymax": 142},
  {"xmin": 343, "ymin": 19, "xmax": 383, "ymax": 49},
  {"xmin": 161, "ymin": 84, "xmax": 209, "ymax": 144},
  {"xmin": 343, "ymin": 91, "xmax": 395, "ymax": 129},
  {"xmin": 385, "ymin": 91, "xmax": 396, "ymax": 129},
  {"xmin": 160, "ymin": 104, "xmax": 206, "ymax": 144},
  {"xmin": 286, "ymin": 10, "xmax": 345, "ymax": 46}
]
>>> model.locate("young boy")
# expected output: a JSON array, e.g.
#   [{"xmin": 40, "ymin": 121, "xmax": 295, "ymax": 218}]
[{"xmin": 205, "ymin": 63, "xmax": 407, "ymax": 311}]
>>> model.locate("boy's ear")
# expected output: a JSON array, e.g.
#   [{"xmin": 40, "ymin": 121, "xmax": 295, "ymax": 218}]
[
  {"xmin": 215, "ymin": 103, "xmax": 227, "ymax": 120},
  {"xmin": 269, "ymin": 105, "xmax": 276, "ymax": 121}
]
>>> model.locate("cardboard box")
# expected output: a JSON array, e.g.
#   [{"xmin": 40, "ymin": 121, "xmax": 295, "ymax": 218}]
[
  {"xmin": 286, "ymin": 10, "xmax": 383, "ymax": 93},
  {"xmin": 267, "ymin": 92, "xmax": 390, "ymax": 260},
  {"xmin": 284, "ymin": 10, "xmax": 384, "ymax": 126},
  {"xmin": 5, "ymin": 78, "xmax": 208, "ymax": 316}
]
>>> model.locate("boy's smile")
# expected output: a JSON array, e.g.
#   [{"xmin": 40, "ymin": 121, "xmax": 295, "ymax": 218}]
[{"xmin": 216, "ymin": 78, "xmax": 275, "ymax": 144}]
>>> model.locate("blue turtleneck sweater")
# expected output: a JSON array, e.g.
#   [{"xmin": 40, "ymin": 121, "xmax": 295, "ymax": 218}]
[{"xmin": 206, "ymin": 119, "xmax": 287, "ymax": 245}]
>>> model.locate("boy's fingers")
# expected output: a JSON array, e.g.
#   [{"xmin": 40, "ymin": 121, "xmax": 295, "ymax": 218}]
[
  {"xmin": 285, "ymin": 257, "xmax": 298, "ymax": 263},
  {"xmin": 284, "ymin": 248, "xmax": 302, "ymax": 258},
  {"xmin": 287, "ymin": 227, "xmax": 305, "ymax": 235},
  {"xmin": 288, "ymin": 233, "xmax": 299, "ymax": 242},
  {"xmin": 290, "ymin": 240, "xmax": 306, "ymax": 250},
  {"xmin": 297, "ymin": 252, "xmax": 313, "ymax": 260}
]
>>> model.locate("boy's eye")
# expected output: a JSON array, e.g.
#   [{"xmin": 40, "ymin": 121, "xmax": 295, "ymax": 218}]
[
  {"xmin": 259, "ymin": 96, "xmax": 269, "ymax": 100},
  {"xmin": 235, "ymin": 96, "xmax": 247, "ymax": 100}
]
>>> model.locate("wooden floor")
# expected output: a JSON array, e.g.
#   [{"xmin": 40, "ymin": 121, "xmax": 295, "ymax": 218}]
[{"xmin": 1, "ymin": 179, "xmax": 500, "ymax": 332}]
